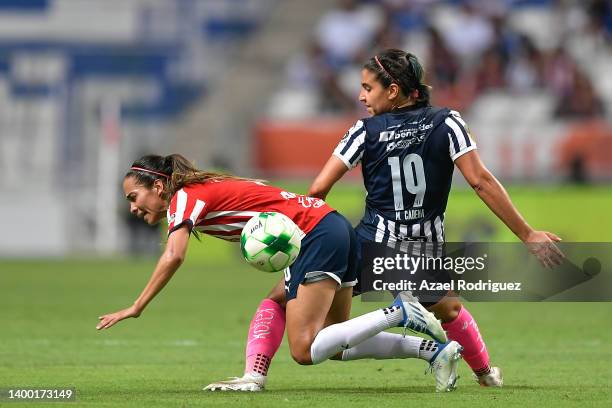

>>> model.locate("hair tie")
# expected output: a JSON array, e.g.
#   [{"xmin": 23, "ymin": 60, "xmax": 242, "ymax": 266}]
[
  {"xmin": 130, "ymin": 166, "xmax": 169, "ymax": 179},
  {"xmin": 374, "ymin": 55, "xmax": 398, "ymax": 83}
]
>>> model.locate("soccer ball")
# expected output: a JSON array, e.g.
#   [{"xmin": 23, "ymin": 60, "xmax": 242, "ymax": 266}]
[{"xmin": 240, "ymin": 212, "xmax": 302, "ymax": 272}]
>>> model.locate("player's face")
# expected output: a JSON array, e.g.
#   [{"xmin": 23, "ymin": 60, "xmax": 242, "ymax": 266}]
[
  {"xmin": 359, "ymin": 68, "xmax": 395, "ymax": 115},
  {"xmin": 122, "ymin": 176, "xmax": 168, "ymax": 225}
]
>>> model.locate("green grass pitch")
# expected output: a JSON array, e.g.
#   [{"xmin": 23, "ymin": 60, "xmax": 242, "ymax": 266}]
[{"xmin": 1, "ymin": 185, "xmax": 611, "ymax": 407}]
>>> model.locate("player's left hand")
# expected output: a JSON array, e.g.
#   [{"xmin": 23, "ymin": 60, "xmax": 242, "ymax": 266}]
[
  {"xmin": 524, "ymin": 230, "xmax": 565, "ymax": 269},
  {"xmin": 96, "ymin": 306, "xmax": 141, "ymax": 330}
]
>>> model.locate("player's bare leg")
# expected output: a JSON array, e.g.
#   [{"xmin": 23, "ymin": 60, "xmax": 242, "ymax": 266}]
[
  {"xmin": 324, "ymin": 283, "xmax": 353, "ymax": 330},
  {"xmin": 286, "ymin": 279, "xmax": 341, "ymax": 365}
]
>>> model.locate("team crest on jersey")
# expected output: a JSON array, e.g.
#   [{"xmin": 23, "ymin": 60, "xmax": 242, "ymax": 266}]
[
  {"xmin": 340, "ymin": 130, "xmax": 350, "ymax": 143},
  {"xmin": 450, "ymin": 110, "xmax": 472, "ymax": 134},
  {"xmin": 340, "ymin": 120, "xmax": 364, "ymax": 143}
]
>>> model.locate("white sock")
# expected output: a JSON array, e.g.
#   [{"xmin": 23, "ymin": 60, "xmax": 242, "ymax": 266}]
[
  {"xmin": 341, "ymin": 332, "xmax": 431, "ymax": 361},
  {"xmin": 310, "ymin": 306, "xmax": 404, "ymax": 364},
  {"xmin": 418, "ymin": 339, "xmax": 439, "ymax": 362}
]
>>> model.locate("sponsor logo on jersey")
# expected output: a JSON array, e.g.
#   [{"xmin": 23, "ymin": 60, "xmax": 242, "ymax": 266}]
[{"xmin": 379, "ymin": 121, "xmax": 433, "ymax": 151}]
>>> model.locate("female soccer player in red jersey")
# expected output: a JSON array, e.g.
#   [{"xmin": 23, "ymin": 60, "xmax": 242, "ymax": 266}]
[
  {"xmin": 97, "ymin": 154, "xmax": 463, "ymax": 393},
  {"xmin": 207, "ymin": 49, "xmax": 564, "ymax": 391}
]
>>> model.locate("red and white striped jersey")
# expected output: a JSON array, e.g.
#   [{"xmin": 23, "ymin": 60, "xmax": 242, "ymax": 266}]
[{"xmin": 166, "ymin": 179, "xmax": 334, "ymax": 242}]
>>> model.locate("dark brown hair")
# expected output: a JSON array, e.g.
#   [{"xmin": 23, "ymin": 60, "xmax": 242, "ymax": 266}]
[
  {"xmin": 364, "ymin": 48, "xmax": 431, "ymax": 106},
  {"xmin": 126, "ymin": 154, "xmax": 260, "ymax": 200}
]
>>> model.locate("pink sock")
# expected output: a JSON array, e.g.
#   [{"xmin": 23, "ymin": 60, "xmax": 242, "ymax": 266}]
[
  {"xmin": 442, "ymin": 306, "xmax": 490, "ymax": 375},
  {"xmin": 244, "ymin": 299, "xmax": 286, "ymax": 376}
]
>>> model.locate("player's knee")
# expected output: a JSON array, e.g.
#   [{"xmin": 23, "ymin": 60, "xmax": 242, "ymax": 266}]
[
  {"xmin": 445, "ymin": 298, "xmax": 462, "ymax": 321},
  {"xmin": 428, "ymin": 296, "xmax": 462, "ymax": 323},
  {"xmin": 266, "ymin": 285, "xmax": 287, "ymax": 308},
  {"xmin": 266, "ymin": 293, "xmax": 286, "ymax": 308},
  {"xmin": 439, "ymin": 300, "xmax": 462, "ymax": 323},
  {"xmin": 288, "ymin": 336, "xmax": 315, "ymax": 365},
  {"xmin": 290, "ymin": 347, "xmax": 313, "ymax": 365}
]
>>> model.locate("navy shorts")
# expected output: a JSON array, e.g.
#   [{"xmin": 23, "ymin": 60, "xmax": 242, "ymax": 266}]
[{"xmin": 284, "ymin": 211, "xmax": 360, "ymax": 301}]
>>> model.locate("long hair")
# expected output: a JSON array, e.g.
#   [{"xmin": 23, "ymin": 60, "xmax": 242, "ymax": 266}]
[
  {"xmin": 363, "ymin": 48, "xmax": 431, "ymax": 106},
  {"xmin": 125, "ymin": 154, "xmax": 261, "ymax": 200}
]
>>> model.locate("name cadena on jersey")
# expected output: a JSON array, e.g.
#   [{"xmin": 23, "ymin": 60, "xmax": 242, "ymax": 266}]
[{"xmin": 333, "ymin": 106, "xmax": 476, "ymax": 246}]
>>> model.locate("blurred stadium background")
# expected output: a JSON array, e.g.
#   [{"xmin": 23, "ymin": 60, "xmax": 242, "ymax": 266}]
[
  {"xmin": 0, "ymin": 0, "xmax": 610, "ymax": 257},
  {"xmin": 1, "ymin": 1, "xmax": 611, "ymax": 406}
]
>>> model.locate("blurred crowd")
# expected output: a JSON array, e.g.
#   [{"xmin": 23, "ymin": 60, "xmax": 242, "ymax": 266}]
[{"xmin": 275, "ymin": 0, "xmax": 611, "ymax": 119}]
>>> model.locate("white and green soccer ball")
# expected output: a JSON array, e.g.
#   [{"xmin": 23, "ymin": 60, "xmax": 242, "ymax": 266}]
[{"xmin": 240, "ymin": 212, "xmax": 302, "ymax": 272}]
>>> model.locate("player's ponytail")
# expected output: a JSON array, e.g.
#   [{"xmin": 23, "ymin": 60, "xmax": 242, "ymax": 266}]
[
  {"xmin": 415, "ymin": 82, "xmax": 431, "ymax": 105},
  {"xmin": 165, "ymin": 154, "xmax": 265, "ymax": 196},
  {"xmin": 406, "ymin": 53, "xmax": 431, "ymax": 106},
  {"xmin": 165, "ymin": 154, "xmax": 202, "ymax": 195}
]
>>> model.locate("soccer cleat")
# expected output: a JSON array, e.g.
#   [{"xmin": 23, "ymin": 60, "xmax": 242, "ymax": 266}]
[
  {"xmin": 392, "ymin": 292, "xmax": 448, "ymax": 343},
  {"xmin": 474, "ymin": 366, "xmax": 503, "ymax": 387},
  {"xmin": 203, "ymin": 373, "xmax": 267, "ymax": 392},
  {"xmin": 427, "ymin": 341, "xmax": 463, "ymax": 392}
]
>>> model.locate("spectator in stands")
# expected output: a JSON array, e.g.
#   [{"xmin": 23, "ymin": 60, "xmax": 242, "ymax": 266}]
[
  {"xmin": 553, "ymin": 69, "xmax": 605, "ymax": 119},
  {"xmin": 377, "ymin": 0, "xmax": 432, "ymax": 33},
  {"xmin": 286, "ymin": 40, "xmax": 356, "ymax": 113},
  {"xmin": 315, "ymin": 0, "xmax": 382, "ymax": 69},
  {"xmin": 586, "ymin": 0, "xmax": 612, "ymax": 42},
  {"xmin": 472, "ymin": 47, "xmax": 506, "ymax": 92},
  {"xmin": 543, "ymin": 46, "xmax": 577, "ymax": 98},
  {"xmin": 442, "ymin": 1, "xmax": 494, "ymax": 62},
  {"xmin": 506, "ymin": 34, "xmax": 545, "ymax": 92},
  {"xmin": 489, "ymin": 15, "xmax": 521, "ymax": 68},
  {"xmin": 372, "ymin": 9, "xmax": 404, "ymax": 51},
  {"xmin": 425, "ymin": 25, "xmax": 459, "ymax": 89}
]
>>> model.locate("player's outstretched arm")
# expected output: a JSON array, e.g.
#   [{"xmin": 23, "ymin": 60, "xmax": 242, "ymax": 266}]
[
  {"xmin": 455, "ymin": 150, "xmax": 563, "ymax": 268},
  {"xmin": 96, "ymin": 225, "xmax": 191, "ymax": 330},
  {"xmin": 308, "ymin": 155, "xmax": 349, "ymax": 199}
]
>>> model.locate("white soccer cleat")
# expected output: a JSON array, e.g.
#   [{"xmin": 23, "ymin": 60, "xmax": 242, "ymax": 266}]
[
  {"xmin": 393, "ymin": 292, "xmax": 448, "ymax": 343},
  {"xmin": 428, "ymin": 341, "xmax": 463, "ymax": 392},
  {"xmin": 203, "ymin": 373, "xmax": 267, "ymax": 392},
  {"xmin": 474, "ymin": 366, "xmax": 503, "ymax": 387}
]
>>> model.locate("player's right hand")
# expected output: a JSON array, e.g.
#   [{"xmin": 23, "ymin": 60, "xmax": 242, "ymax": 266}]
[{"xmin": 96, "ymin": 305, "xmax": 141, "ymax": 330}]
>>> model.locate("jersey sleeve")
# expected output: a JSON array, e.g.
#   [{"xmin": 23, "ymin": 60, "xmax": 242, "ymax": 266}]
[
  {"xmin": 443, "ymin": 110, "xmax": 477, "ymax": 161},
  {"xmin": 167, "ymin": 188, "xmax": 208, "ymax": 235},
  {"xmin": 333, "ymin": 120, "xmax": 366, "ymax": 169}
]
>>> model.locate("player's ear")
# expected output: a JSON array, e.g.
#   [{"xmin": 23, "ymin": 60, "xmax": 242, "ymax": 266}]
[
  {"xmin": 153, "ymin": 179, "xmax": 165, "ymax": 197},
  {"xmin": 387, "ymin": 83, "xmax": 400, "ymax": 100}
]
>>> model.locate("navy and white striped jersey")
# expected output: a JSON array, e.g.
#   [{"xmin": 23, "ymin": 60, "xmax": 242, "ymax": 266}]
[{"xmin": 333, "ymin": 105, "xmax": 476, "ymax": 246}]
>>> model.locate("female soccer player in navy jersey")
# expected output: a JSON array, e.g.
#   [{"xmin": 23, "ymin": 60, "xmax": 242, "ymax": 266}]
[
  {"xmin": 97, "ymin": 154, "xmax": 463, "ymax": 393},
  {"xmin": 311, "ymin": 48, "xmax": 565, "ymax": 387},
  {"xmin": 207, "ymin": 49, "xmax": 563, "ymax": 391}
]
